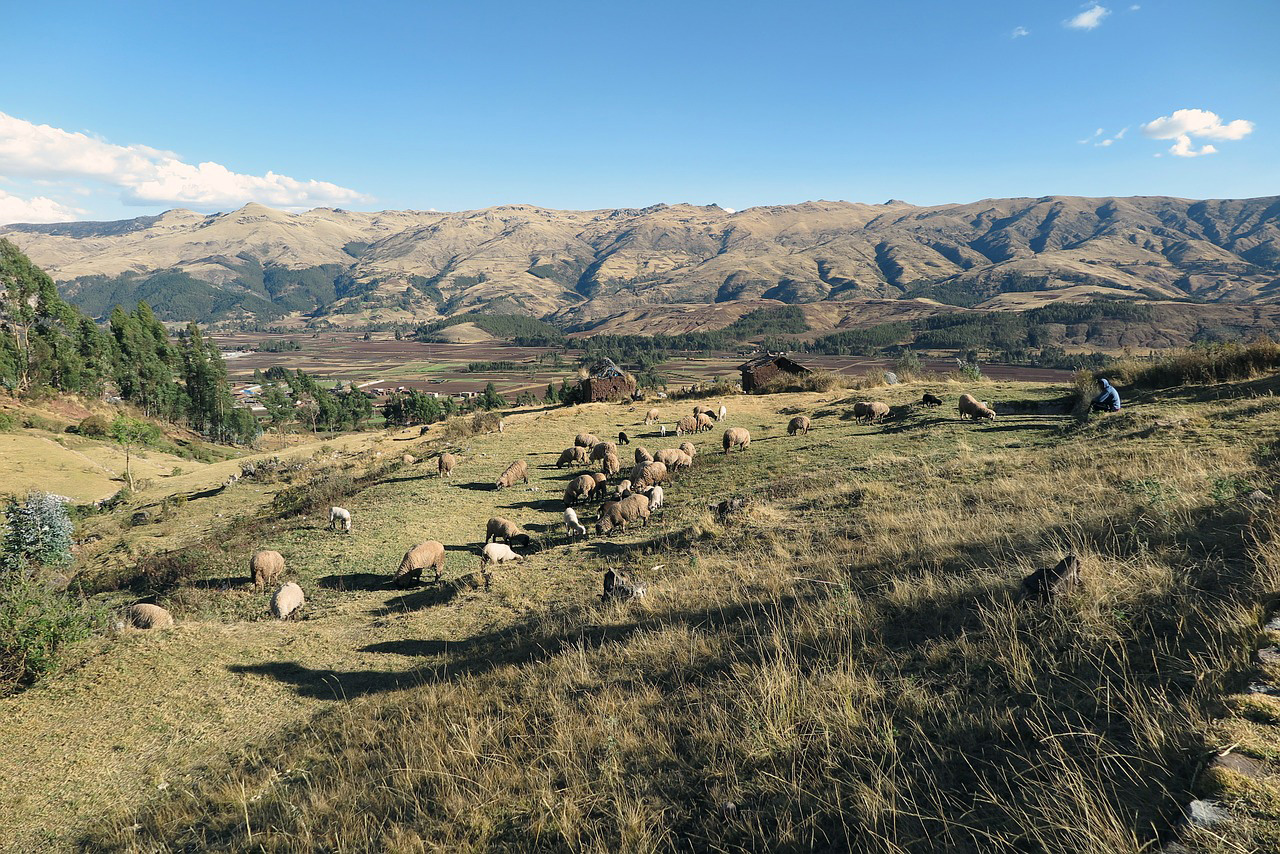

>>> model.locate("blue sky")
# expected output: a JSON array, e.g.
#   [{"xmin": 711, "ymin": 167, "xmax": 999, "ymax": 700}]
[{"xmin": 0, "ymin": 0, "xmax": 1275, "ymax": 222}]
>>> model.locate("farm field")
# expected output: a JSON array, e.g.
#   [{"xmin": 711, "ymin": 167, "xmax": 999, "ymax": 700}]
[{"xmin": 2, "ymin": 373, "xmax": 1279, "ymax": 851}]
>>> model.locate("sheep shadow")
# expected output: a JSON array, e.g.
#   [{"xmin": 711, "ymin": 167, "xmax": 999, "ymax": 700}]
[
  {"xmin": 191, "ymin": 576, "xmax": 251, "ymax": 590},
  {"xmin": 454, "ymin": 481, "xmax": 498, "ymax": 491},
  {"xmin": 359, "ymin": 638, "xmax": 464, "ymax": 657},
  {"xmin": 372, "ymin": 576, "xmax": 481, "ymax": 615},
  {"xmin": 505, "ymin": 498, "xmax": 565, "ymax": 512},
  {"xmin": 316, "ymin": 572, "xmax": 387, "ymax": 591},
  {"xmin": 380, "ymin": 474, "xmax": 432, "ymax": 486}
]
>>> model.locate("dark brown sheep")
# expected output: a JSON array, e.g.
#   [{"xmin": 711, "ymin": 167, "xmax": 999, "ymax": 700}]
[
  {"xmin": 787, "ymin": 415, "xmax": 811, "ymax": 435},
  {"xmin": 495, "ymin": 459, "xmax": 529, "ymax": 489},
  {"xmin": 596, "ymin": 493, "xmax": 653, "ymax": 535}
]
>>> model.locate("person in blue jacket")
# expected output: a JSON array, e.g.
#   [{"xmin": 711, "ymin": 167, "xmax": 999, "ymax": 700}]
[{"xmin": 1090, "ymin": 377, "xmax": 1121, "ymax": 412}]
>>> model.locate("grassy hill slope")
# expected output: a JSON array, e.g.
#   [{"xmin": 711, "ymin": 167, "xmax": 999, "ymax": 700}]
[{"xmin": 3, "ymin": 376, "xmax": 1280, "ymax": 851}]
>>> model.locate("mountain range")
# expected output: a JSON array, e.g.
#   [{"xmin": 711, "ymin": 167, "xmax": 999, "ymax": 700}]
[{"xmin": 2, "ymin": 194, "xmax": 1278, "ymax": 330}]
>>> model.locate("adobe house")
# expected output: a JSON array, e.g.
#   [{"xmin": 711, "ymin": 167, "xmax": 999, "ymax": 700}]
[
  {"xmin": 579, "ymin": 357, "xmax": 637, "ymax": 402},
  {"xmin": 738, "ymin": 353, "xmax": 811, "ymax": 392}
]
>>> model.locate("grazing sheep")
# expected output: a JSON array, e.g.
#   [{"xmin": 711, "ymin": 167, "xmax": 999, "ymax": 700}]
[
  {"xmin": 495, "ymin": 459, "xmax": 529, "ymax": 490},
  {"xmin": 675, "ymin": 415, "xmax": 698, "ymax": 436},
  {"xmin": 564, "ymin": 507, "xmax": 587, "ymax": 538},
  {"xmin": 603, "ymin": 450, "xmax": 621, "ymax": 477},
  {"xmin": 722, "ymin": 427, "xmax": 751, "ymax": 454},
  {"xmin": 646, "ymin": 485, "xmax": 664, "ymax": 511},
  {"xmin": 717, "ymin": 405, "xmax": 727, "ymax": 421},
  {"xmin": 853, "ymin": 401, "xmax": 890, "ymax": 423},
  {"xmin": 696, "ymin": 412, "xmax": 715, "ymax": 432},
  {"xmin": 615, "ymin": 479, "xmax": 633, "ymax": 498},
  {"xmin": 596, "ymin": 493, "xmax": 653, "ymax": 535},
  {"xmin": 852, "ymin": 401, "xmax": 872, "ymax": 421},
  {"xmin": 591, "ymin": 471, "xmax": 608, "ymax": 487},
  {"xmin": 556, "ymin": 446, "xmax": 590, "ymax": 468},
  {"xmin": 644, "ymin": 407, "xmax": 661, "ymax": 424},
  {"xmin": 438, "ymin": 453, "xmax": 456, "ymax": 477},
  {"xmin": 618, "ymin": 430, "xmax": 630, "ymax": 445},
  {"xmin": 787, "ymin": 415, "xmax": 811, "ymax": 435},
  {"xmin": 480, "ymin": 542, "xmax": 522, "ymax": 566},
  {"xmin": 590, "ymin": 441, "xmax": 618, "ymax": 464},
  {"xmin": 125, "ymin": 603, "xmax": 173, "ymax": 630},
  {"xmin": 632, "ymin": 461, "xmax": 670, "ymax": 490},
  {"xmin": 654, "ymin": 448, "xmax": 692, "ymax": 470},
  {"xmin": 485, "ymin": 516, "xmax": 528, "ymax": 545},
  {"xmin": 957, "ymin": 393, "xmax": 996, "ymax": 421},
  {"xmin": 564, "ymin": 474, "xmax": 599, "ymax": 504},
  {"xmin": 250, "ymin": 550, "xmax": 285, "ymax": 589},
  {"xmin": 574, "ymin": 432, "xmax": 601, "ymax": 448},
  {"xmin": 693, "ymin": 404, "xmax": 712, "ymax": 417},
  {"xmin": 402, "ymin": 454, "xmax": 416, "ymax": 465},
  {"xmin": 1020, "ymin": 554, "xmax": 1081, "ymax": 603},
  {"xmin": 678, "ymin": 441, "xmax": 696, "ymax": 458},
  {"xmin": 634, "ymin": 446, "xmax": 654, "ymax": 463},
  {"xmin": 921, "ymin": 392, "xmax": 943, "ymax": 408},
  {"xmin": 270, "ymin": 582, "xmax": 305, "ymax": 619},
  {"xmin": 393, "ymin": 540, "xmax": 446, "ymax": 586},
  {"xmin": 710, "ymin": 497, "xmax": 750, "ymax": 519},
  {"xmin": 602, "ymin": 569, "xmax": 646, "ymax": 601},
  {"xmin": 329, "ymin": 506, "xmax": 352, "ymax": 533}
]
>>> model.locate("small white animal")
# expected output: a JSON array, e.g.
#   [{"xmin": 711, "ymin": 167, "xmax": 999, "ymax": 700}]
[
  {"xmin": 329, "ymin": 506, "xmax": 352, "ymax": 533},
  {"xmin": 717, "ymin": 405, "xmax": 727, "ymax": 421},
  {"xmin": 660, "ymin": 424, "xmax": 668, "ymax": 437},
  {"xmin": 564, "ymin": 507, "xmax": 587, "ymax": 538},
  {"xmin": 646, "ymin": 485, "xmax": 664, "ymax": 512}
]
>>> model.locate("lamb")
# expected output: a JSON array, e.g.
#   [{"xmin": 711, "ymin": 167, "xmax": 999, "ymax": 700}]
[
  {"xmin": 644, "ymin": 407, "xmax": 661, "ymax": 424},
  {"xmin": 574, "ymin": 432, "xmax": 601, "ymax": 448},
  {"xmin": 615, "ymin": 479, "xmax": 633, "ymax": 499},
  {"xmin": 590, "ymin": 441, "xmax": 618, "ymax": 464},
  {"xmin": 696, "ymin": 412, "xmax": 715, "ymax": 432},
  {"xmin": 602, "ymin": 569, "xmax": 646, "ymax": 601},
  {"xmin": 480, "ymin": 542, "xmax": 522, "ymax": 566},
  {"xmin": 564, "ymin": 507, "xmax": 587, "ymax": 538},
  {"xmin": 722, "ymin": 427, "xmax": 751, "ymax": 454},
  {"xmin": 328, "ymin": 506, "xmax": 352, "ymax": 533},
  {"xmin": 675, "ymin": 415, "xmax": 698, "ymax": 436},
  {"xmin": 564, "ymin": 473, "xmax": 599, "ymax": 504},
  {"xmin": 617, "ymin": 430, "xmax": 630, "ymax": 445},
  {"xmin": 632, "ymin": 461, "xmax": 670, "ymax": 490},
  {"xmin": 717, "ymin": 405, "xmax": 727, "ymax": 422},
  {"xmin": 678, "ymin": 441, "xmax": 696, "ymax": 458},
  {"xmin": 634, "ymin": 446, "xmax": 654, "ymax": 464},
  {"xmin": 710, "ymin": 497, "xmax": 750, "ymax": 519},
  {"xmin": 591, "ymin": 472, "xmax": 608, "ymax": 487},
  {"xmin": 1020, "ymin": 555, "xmax": 1081, "ymax": 603},
  {"xmin": 485, "ymin": 516, "xmax": 531, "ymax": 547},
  {"xmin": 438, "ymin": 452, "xmax": 456, "ymax": 477},
  {"xmin": 957, "ymin": 393, "xmax": 996, "ymax": 420},
  {"xmin": 659, "ymin": 425, "xmax": 667, "ymax": 437},
  {"xmin": 270, "ymin": 582, "xmax": 305, "ymax": 619},
  {"xmin": 250, "ymin": 550, "xmax": 285, "ymax": 589},
  {"xmin": 494, "ymin": 459, "xmax": 529, "ymax": 490},
  {"xmin": 125, "ymin": 603, "xmax": 173, "ymax": 630},
  {"xmin": 787, "ymin": 415, "xmax": 811, "ymax": 435},
  {"xmin": 393, "ymin": 540, "xmax": 446, "ymax": 586},
  {"xmin": 646, "ymin": 485, "xmax": 664, "ymax": 511},
  {"xmin": 556, "ymin": 446, "xmax": 590, "ymax": 468},
  {"xmin": 603, "ymin": 450, "xmax": 622, "ymax": 477},
  {"xmin": 921, "ymin": 392, "xmax": 943, "ymax": 408},
  {"xmin": 596, "ymin": 493, "xmax": 653, "ymax": 534}
]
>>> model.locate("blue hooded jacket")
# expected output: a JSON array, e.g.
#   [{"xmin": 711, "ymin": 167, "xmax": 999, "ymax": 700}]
[{"xmin": 1094, "ymin": 378, "xmax": 1121, "ymax": 411}]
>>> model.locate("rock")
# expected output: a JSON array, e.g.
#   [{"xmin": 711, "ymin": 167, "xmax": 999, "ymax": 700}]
[
  {"xmin": 602, "ymin": 569, "xmax": 646, "ymax": 602},
  {"xmin": 1246, "ymin": 682, "xmax": 1280, "ymax": 695},
  {"xmin": 1257, "ymin": 646, "xmax": 1280, "ymax": 666},
  {"xmin": 1248, "ymin": 489, "xmax": 1272, "ymax": 503},
  {"xmin": 1187, "ymin": 799, "xmax": 1230, "ymax": 827},
  {"xmin": 1265, "ymin": 613, "xmax": 1280, "ymax": 632},
  {"xmin": 883, "ymin": 371, "xmax": 899, "ymax": 385},
  {"xmin": 1210, "ymin": 752, "xmax": 1267, "ymax": 780},
  {"xmin": 1019, "ymin": 554, "xmax": 1082, "ymax": 603}
]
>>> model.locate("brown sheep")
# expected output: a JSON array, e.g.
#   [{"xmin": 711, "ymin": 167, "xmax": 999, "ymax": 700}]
[
  {"xmin": 564, "ymin": 473, "xmax": 599, "ymax": 504},
  {"xmin": 957, "ymin": 393, "xmax": 996, "ymax": 420},
  {"xmin": 574, "ymin": 432, "xmax": 601, "ymax": 448},
  {"xmin": 853, "ymin": 401, "xmax": 890, "ymax": 423},
  {"xmin": 251, "ymin": 550, "xmax": 285, "ymax": 589},
  {"xmin": 654, "ymin": 448, "xmax": 692, "ymax": 470},
  {"xmin": 1020, "ymin": 555, "xmax": 1081, "ymax": 603},
  {"xmin": 393, "ymin": 540, "xmax": 446, "ymax": 586},
  {"xmin": 438, "ymin": 452, "xmax": 456, "ymax": 477},
  {"xmin": 787, "ymin": 415, "xmax": 811, "ymax": 435},
  {"xmin": 556, "ymin": 446, "xmax": 589, "ymax": 468},
  {"xmin": 693, "ymin": 404, "xmax": 713, "ymax": 417},
  {"xmin": 634, "ymin": 446, "xmax": 654, "ymax": 464},
  {"xmin": 615, "ymin": 479, "xmax": 633, "ymax": 498},
  {"xmin": 495, "ymin": 459, "xmax": 529, "ymax": 490},
  {"xmin": 591, "ymin": 472, "xmax": 608, "ymax": 488},
  {"xmin": 125, "ymin": 603, "xmax": 173, "ymax": 630},
  {"xmin": 678, "ymin": 441, "xmax": 696, "ymax": 458},
  {"xmin": 485, "ymin": 516, "xmax": 531, "ymax": 546},
  {"xmin": 596, "ymin": 493, "xmax": 653, "ymax": 535},
  {"xmin": 632, "ymin": 461, "xmax": 670, "ymax": 490},
  {"xmin": 603, "ymin": 450, "xmax": 621, "ymax": 477},
  {"xmin": 590, "ymin": 441, "xmax": 618, "ymax": 464},
  {"xmin": 644, "ymin": 407, "xmax": 661, "ymax": 424},
  {"xmin": 675, "ymin": 415, "xmax": 698, "ymax": 436},
  {"xmin": 270, "ymin": 582, "xmax": 305, "ymax": 619},
  {"xmin": 696, "ymin": 412, "xmax": 715, "ymax": 432},
  {"xmin": 722, "ymin": 427, "xmax": 751, "ymax": 454}
]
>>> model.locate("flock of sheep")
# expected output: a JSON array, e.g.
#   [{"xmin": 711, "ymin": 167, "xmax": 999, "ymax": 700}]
[{"xmin": 121, "ymin": 388, "xmax": 997, "ymax": 629}]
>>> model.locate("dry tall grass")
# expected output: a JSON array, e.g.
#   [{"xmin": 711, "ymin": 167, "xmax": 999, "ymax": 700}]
[{"xmin": 80, "ymin": 379, "xmax": 1280, "ymax": 853}]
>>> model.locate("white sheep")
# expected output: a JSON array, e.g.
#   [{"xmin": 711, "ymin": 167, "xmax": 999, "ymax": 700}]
[
  {"xmin": 660, "ymin": 424, "xmax": 667, "ymax": 437},
  {"xmin": 270, "ymin": 582, "xmax": 305, "ymax": 619},
  {"xmin": 564, "ymin": 507, "xmax": 587, "ymax": 538},
  {"xmin": 717, "ymin": 405, "xmax": 727, "ymax": 421},
  {"xmin": 646, "ymin": 485, "xmax": 664, "ymax": 512},
  {"xmin": 329, "ymin": 506, "xmax": 352, "ymax": 533}
]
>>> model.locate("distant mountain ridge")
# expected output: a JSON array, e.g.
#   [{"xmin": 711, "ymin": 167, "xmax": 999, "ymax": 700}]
[{"xmin": 3, "ymin": 195, "xmax": 1278, "ymax": 326}]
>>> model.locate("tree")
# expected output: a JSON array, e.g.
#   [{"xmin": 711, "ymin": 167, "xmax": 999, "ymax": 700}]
[
  {"xmin": 110, "ymin": 415, "xmax": 159, "ymax": 491},
  {"xmin": 478, "ymin": 382, "xmax": 506, "ymax": 411},
  {"xmin": 1, "ymin": 492, "xmax": 74, "ymax": 576},
  {"xmin": 262, "ymin": 384, "xmax": 294, "ymax": 432}
]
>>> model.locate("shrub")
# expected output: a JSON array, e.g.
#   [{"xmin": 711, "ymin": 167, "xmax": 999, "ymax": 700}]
[
  {"xmin": 21, "ymin": 413, "xmax": 64, "ymax": 432},
  {"xmin": 1108, "ymin": 338, "xmax": 1280, "ymax": 388},
  {"xmin": 0, "ymin": 574, "xmax": 97, "ymax": 694},
  {"xmin": 1, "ymin": 492, "xmax": 74, "ymax": 574},
  {"xmin": 77, "ymin": 415, "xmax": 109, "ymax": 437},
  {"xmin": 754, "ymin": 369, "xmax": 846, "ymax": 394},
  {"xmin": 0, "ymin": 413, "xmax": 15, "ymax": 432},
  {"xmin": 272, "ymin": 471, "xmax": 358, "ymax": 517}
]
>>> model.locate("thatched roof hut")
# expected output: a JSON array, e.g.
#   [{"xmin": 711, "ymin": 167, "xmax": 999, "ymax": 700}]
[
  {"xmin": 737, "ymin": 353, "xmax": 810, "ymax": 392},
  {"xmin": 579, "ymin": 357, "xmax": 637, "ymax": 402}
]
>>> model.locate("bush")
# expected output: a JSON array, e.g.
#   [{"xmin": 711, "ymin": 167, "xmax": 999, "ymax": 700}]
[
  {"xmin": 1108, "ymin": 338, "xmax": 1280, "ymax": 388},
  {"xmin": 77, "ymin": 415, "xmax": 109, "ymax": 437},
  {"xmin": 2, "ymin": 492, "xmax": 74, "ymax": 574},
  {"xmin": 21, "ymin": 413, "xmax": 64, "ymax": 432},
  {"xmin": 0, "ymin": 413, "xmax": 15, "ymax": 432},
  {"xmin": 272, "ymin": 471, "xmax": 358, "ymax": 517},
  {"xmin": 754, "ymin": 369, "xmax": 845, "ymax": 394},
  {"xmin": 0, "ymin": 574, "xmax": 97, "ymax": 694}
]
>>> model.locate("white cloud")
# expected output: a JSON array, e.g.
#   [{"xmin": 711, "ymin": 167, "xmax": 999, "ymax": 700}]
[
  {"xmin": 1097, "ymin": 139, "xmax": 1113, "ymax": 147},
  {"xmin": 1113, "ymin": 127, "xmax": 1128, "ymax": 139},
  {"xmin": 1065, "ymin": 4, "xmax": 1111, "ymax": 30},
  {"xmin": 1011, "ymin": 26, "xmax": 1030, "ymax": 38},
  {"xmin": 1129, "ymin": 4, "xmax": 1140, "ymax": 10},
  {"xmin": 0, "ymin": 188, "xmax": 82, "ymax": 224},
  {"xmin": 1078, "ymin": 127, "xmax": 1104, "ymax": 144},
  {"xmin": 0, "ymin": 112, "xmax": 369, "ymax": 213},
  {"xmin": 1141, "ymin": 108, "xmax": 1254, "ymax": 141},
  {"xmin": 1167, "ymin": 134, "xmax": 1217, "ymax": 158}
]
